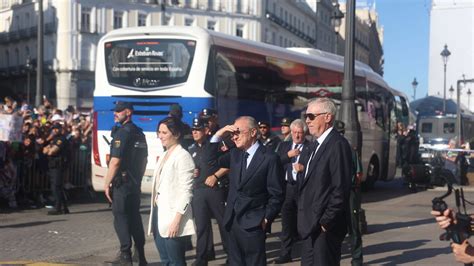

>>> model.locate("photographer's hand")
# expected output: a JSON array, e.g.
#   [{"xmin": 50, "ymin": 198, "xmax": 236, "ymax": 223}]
[
  {"xmin": 431, "ymin": 208, "xmax": 455, "ymax": 229},
  {"xmin": 452, "ymin": 240, "xmax": 474, "ymax": 264}
]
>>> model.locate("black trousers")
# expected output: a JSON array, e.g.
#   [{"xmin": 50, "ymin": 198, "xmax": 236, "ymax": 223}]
[
  {"xmin": 192, "ymin": 187, "xmax": 227, "ymax": 265},
  {"xmin": 278, "ymin": 182, "xmax": 299, "ymax": 257},
  {"xmin": 112, "ymin": 184, "xmax": 145, "ymax": 255},
  {"xmin": 227, "ymin": 213, "xmax": 266, "ymax": 266},
  {"xmin": 48, "ymin": 167, "xmax": 67, "ymax": 211},
  {"xmin": 349, "ymin": 187, "xmax": 363, "ymax": 266},
  {"xmin": 301, "ymin": 227, "xmax": 346, "ymax": 266}
]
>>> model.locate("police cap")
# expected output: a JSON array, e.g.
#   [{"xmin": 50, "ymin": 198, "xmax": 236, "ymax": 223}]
[
  {"xmin": 191, "ymin": 118, "xmax": 207, "ymax": 130},
  {"xmin": 258, "ymin": 121, "xmax": 270, "ymax": 128},
  {"xmin": 280, "ymin": 117, "xmax": 292, "ymax": 127},
  {"xmin": 201, "ymin": 108, "xmax": 217, "ymax": 119},
  {"xmin": 114, "ymin": 101, "xmax": 134, "ymax": 112}
]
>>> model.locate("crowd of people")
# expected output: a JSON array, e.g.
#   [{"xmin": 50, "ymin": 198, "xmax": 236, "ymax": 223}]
[
  {"xmin": 105, "ymin": 98, "xmax": 362, "ymax": 266},
  {"xmin": 0, "ymin": 96, "xmax": 93, "ymax": 212}
]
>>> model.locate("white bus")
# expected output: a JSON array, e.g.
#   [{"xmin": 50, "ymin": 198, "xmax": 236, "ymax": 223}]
[{"xmin": 92, "ymin": 26, "xmax": 410, "ymax": 192}]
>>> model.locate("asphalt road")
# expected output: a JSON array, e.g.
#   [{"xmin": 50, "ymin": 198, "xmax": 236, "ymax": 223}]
[{"xmin": 0, "ymin": 177, "xmax": 469, "ymax": 265}]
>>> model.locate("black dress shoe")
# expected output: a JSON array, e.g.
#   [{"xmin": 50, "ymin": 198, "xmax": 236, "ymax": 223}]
[
  {"xmin": 105, "ymin": 252, "xmax": 132, "ymax": 265},
  {"xmin": 274, "ymin": 254, "xmax": 292, "ymax": 264}
]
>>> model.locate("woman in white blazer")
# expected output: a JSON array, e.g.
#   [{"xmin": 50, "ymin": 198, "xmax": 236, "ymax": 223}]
[{"xmin": 148, "ymin": 117, "xmax": 196, "ymax": 265}]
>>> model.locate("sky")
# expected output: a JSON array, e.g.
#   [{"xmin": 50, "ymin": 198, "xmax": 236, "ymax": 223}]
[{"xmin": 371, "ymin": 0, "xmax": 432, "ymax": 101}]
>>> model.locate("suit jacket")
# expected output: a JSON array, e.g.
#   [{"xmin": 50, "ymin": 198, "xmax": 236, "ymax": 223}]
[
  {"xmin": 278, "ymin": 139, "xmax": 311, "ymax": 180},
  {"xmin": 219, "ymin": 143, "xmax": 284, "ymax": 231},
  {"xmin": 147, "ymin": 144, "xmax": 196, "ymax": 237},
  {"xmin": 297, "ymin": 129, "xmax": 353, "ymax": 239}
]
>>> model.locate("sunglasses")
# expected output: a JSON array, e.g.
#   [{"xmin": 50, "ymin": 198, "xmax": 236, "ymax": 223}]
[{"xmin": 304, "ymin": 112, "xmax": 327, "ymax": 121}]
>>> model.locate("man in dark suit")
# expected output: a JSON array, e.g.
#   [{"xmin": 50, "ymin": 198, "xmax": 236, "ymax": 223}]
[
  {"xmin": 211, "ymin": 116, "xmax": 284, "ymax": 266},
  {"xmin": 274, "ymin": 119, "xmax": 310, "ymax": 264},
  {"xmin": 298, "ymin": 98, "xmax": 353, "ymax": 265}
]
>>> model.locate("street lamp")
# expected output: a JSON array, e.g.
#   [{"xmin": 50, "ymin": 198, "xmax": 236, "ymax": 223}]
[
  {"xmin": 440, "ymin": 44, "xmax": 451, "ymax": 114},
  {"xmin": 330, "ymin": 2, "xmax": 344, "ymax": 55},
  {"xmin": 411, "ymin": 77, "xmax": 418, "ymax": 100},
  {"xmin": 25, "ymin": 56, "xmax": 32, "ymax": 104},
  {"xmin": 449, "ymin": 85, "xmax": 454, "ymax": 99}
]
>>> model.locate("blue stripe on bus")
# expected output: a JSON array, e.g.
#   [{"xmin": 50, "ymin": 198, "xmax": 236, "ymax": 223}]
[{"xmin": 94, "ymin": 96, "xmax": 213, "ymax": 131}]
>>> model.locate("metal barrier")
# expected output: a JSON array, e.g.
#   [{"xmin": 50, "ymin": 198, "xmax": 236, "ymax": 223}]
[{"xmin": 16, "ymin": 144, "xmax": 92, "ymax": 195}]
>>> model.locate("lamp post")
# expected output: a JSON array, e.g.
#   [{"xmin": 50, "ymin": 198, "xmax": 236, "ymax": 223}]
[
  {"xmin": 441, "ymin": 44, "xmax": 451, "ymax": 114},
  {"xmin": 330, "ymin": 2, "xmax": 344, "ymax": 55},
  {"xmin": 411, "ymin": 77, "xmax": 418, "ymax": 100},
  {"xmin": 449, "ymin": 85, "xmax": 454, "ymax": 100},
  {"xmin": 25, "ymin": 56, "xmax": 32, "ymax": 104},
  {"xmin": 35, "ymin": 0, "xmax": 44, "ymax": 106},
  {"xmin": 340, "ymin": 0, "xmax": 361, "ymax": 154}
]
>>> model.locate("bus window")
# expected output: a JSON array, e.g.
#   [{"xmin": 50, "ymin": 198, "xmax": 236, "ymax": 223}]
[
  {"xmin": 444, "ymin": 122, "xmax": 455, "ymax": 134},
  {"xmin": 104, "ymin": 39, "xmax": 196, "ymax": 90},
  {"xmin": 421, "ymin": 122, "xmax": 432, "ymax": 133}
]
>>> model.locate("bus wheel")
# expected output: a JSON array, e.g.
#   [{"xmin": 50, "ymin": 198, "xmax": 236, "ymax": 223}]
[{"xmin": 362, "ymin": 158, "xmax": 379, "ymax": 191}]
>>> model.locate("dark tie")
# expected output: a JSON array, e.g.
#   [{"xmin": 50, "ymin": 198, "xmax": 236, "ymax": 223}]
[
  {"xmin": 291, "ymin": 144, "xmax": 300, "ymax": 163},
  {"xmin": 305, "ymin": 140, "xmax": 320, "ymax": 178},
  {"xmin": 240, "ymin": 152, "xmax": 249, "ymax": 182}
]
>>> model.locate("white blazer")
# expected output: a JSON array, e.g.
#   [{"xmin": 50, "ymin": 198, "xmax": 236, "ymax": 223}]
[{"xmin": 147, "ymin": 144, "xmax": 196, "ymax": 237}]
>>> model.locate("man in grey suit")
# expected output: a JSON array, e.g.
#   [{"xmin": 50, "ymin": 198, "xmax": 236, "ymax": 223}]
[
  {"xmin": 212, "ymin": 116, "xmax": 284, "ymax": 266},
  {"xmin": 298, "ymin": 98, "xmax": 353, "ymax": 265}
]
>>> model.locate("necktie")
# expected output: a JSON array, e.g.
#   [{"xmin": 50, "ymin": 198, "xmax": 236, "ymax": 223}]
[
  {"xmin": 240, "ymin": 152, "xmax": 249, "ymax": 182},
  {"xmin": 291, "ymin": 144, "xmax": 300, "ymax": 163},
  {"xmin": 305, "ymin": 140, "xmax": 320, "ymax": 178}
]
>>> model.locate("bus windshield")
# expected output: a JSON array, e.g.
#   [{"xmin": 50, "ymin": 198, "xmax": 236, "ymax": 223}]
[{"xmin": 104, "ymin": 39, "xmax": 196, "ymax": 91}]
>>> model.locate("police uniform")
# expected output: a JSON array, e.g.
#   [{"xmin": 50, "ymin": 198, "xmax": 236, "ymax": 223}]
[
  {"xmin": 188, "ymin": 118, "xmax": 228, "ymax": 266},
  {"xmin": 46, "ymin": 124, "xmax": 69, "ymax": 215},
  {"xmin": 109, "ymin": 102, "xmax": 148, "ymax": 264}
]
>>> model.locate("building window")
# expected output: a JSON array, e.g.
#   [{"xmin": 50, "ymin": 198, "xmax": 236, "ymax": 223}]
[
  {"xmin": 236, "ymin": 0, "xmax": 242, "ymax": 13},
  {"xmin": 279, "ymin": 36, "xmax": 283, "ymax": 46},
  {"xmin": 138, "ymin": 13, "xmax": 147, "ymax": 27},
  {"xmin": 272, "ymin": 32, "xmax": 276, "ymax": 45},
  {"xmin": 5, "ymin": 50, "xmax": 9, "ymax": 67},
  {"xmin": 208, "ymin": 0, "xmax": 214, "ymax": 10},
  {"xmin": 114, "ymin": 11, "xmax": 123, "ymax": 29},
  {"xmin": 14, "ymin": 48, "xmax": 19, "ymax": 66},
  {"xmin": 185, "ymin": 17, "xmax": 194, "ymax": 26},
  {"xmin": 273, "ymin": 2, "xmax": 276, "ymax": 13},
  {"xmin": 236, "ymin": 24, "xmax": 244, "ymax": 37},
  {"xmin": 207, "ymin": 20, "xmax": 216, "ymax": 31},
  {"xmin": 25, "ymin": 13, "xmax": 30, "ymax": 28},
  {"xmin": 81, "ymin": 7, "xmax": 91, "ymax": 32},
  {"xmin": 279, "ymin": 7, "xmax": 282, "ymax": 18},
  {"xmin": 184, "ymin": 0, "xmax": 192, "ymax": 8}
]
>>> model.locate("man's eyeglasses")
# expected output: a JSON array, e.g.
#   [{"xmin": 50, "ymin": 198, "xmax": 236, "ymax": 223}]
[{"xmin": 304, "ymin": 112, "xmax": 327, "ymax": 121}]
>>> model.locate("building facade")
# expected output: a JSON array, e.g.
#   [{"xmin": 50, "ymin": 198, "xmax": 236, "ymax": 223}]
[
  {"xmin": 0, "ymin": 0, "xmax": 321, "ymax": 109},
  {"xmin": 428, "ymin": 0, "xmax": 474, "ymax": 112},
  {"xmin": 337, "ymin": 2, "xmax": 384, "ymax": 76}
]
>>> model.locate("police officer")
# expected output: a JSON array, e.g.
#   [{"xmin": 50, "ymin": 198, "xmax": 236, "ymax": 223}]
[
  {"xmin": 279, "ymin": 117, "xmax": 292, "ymax": 142},
  {"xmin": 43, "ymin": 123, "xmax": 69, "ymax": 215},
  {"xmin": 104, "ymin": 102, "xmax": 148, "ymax": 266},
  {"xmin": 188, "ymin": 117, "xmax": 229, "ymax": 266},
  {"xmin": 258, "ymin": 121, "xmax": 281, "ymax": 152},
  {"xmin": 200, "ymin": 108, "xmax": 219, "ymax": 136}
]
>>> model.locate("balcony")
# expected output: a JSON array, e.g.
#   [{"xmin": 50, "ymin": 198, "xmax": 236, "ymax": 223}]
[
  {"xmin": 265, "ymin": 11, "xmax": 316, "ymax": 45},
  {"xmin": 0, "ymin": 22, "xmax": 56, "ymax": 44}
]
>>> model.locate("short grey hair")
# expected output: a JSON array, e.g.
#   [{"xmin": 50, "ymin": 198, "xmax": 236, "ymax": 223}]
[
  {"xmin": 290, "ymin": 119, "xmax": 308, "ymax": 133},
  {"xmin": 308, "ymin": 97, "xmax": 337, "ymax": 116}
]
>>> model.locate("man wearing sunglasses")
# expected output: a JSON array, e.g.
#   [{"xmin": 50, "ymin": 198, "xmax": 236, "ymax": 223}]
[
  {"xmin": 211, "ymin": 116, "xmax": 284, "ymax": 266},
  {"xmin": 297, "ymin": 98, "xmax": 353, "ymax": 266}
]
